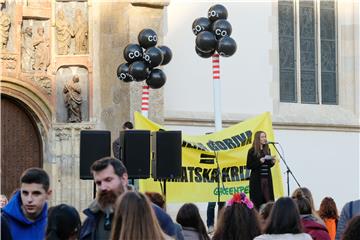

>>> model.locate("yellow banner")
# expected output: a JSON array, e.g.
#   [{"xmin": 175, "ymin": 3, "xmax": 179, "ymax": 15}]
[{"xmin": 135, "ymin": 112, "xmax": 284, "ymax": 202}]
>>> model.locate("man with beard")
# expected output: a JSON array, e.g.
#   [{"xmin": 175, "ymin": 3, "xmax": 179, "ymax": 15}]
[{"xmin": 80, "ymin": 157, "xmax": 177, "ymax": 240}]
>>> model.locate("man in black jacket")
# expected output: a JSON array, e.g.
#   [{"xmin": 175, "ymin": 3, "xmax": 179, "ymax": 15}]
[
  {"xmin": 112, "ymin": 121, "xmax": 133, "ymax": 159},
  {"xmin": 79, "ymin": 157, "xmax": 178, "ymax": 240}
]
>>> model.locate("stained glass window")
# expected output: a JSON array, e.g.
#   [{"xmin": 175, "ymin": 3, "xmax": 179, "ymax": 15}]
[{"xmin": 278, "ymin": 0, "xmax": 337, "ymax": 105}]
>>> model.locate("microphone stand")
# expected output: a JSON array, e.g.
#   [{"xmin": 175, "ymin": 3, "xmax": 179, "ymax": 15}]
[
  {"xmin": 214, "ymin": 151, "xmax": 221, "ymax": 204},
  {"xmin": 270, "ymin": 143, "xmax": 301, "ymax": 196}
]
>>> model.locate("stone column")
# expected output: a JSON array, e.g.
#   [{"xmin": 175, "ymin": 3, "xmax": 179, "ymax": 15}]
[{"xmin": 49, "ymin": 123, "xmax": 94, "ymax": 212}]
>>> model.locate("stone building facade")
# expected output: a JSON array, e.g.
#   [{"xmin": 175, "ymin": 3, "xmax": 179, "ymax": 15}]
[{"xmin": 1, "ymin": 0, "xmax": 167, "ymax": 210}]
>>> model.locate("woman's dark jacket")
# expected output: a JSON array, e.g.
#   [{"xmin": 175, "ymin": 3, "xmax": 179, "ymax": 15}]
[{"xmin": 246, "ymin": 147, "xmax": 275, "ymax": 209}]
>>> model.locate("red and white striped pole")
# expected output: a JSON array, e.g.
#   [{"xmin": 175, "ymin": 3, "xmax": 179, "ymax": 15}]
[
  {"xmin": 212, "ymin": 54, "xmax": 222, "ymax": 131},
  {"xmin": 141, "ymin": 84, "xmax": 149, "ymax": 118}
]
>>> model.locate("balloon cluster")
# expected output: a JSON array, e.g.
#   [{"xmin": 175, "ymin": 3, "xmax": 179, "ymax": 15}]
[
  {"xmin": 192, "ymin": 4, "xmax": 237, "ymax": 58},
  {"xmin": 117, "ymin": 29, "xmax": 172, "ymax": 89}
]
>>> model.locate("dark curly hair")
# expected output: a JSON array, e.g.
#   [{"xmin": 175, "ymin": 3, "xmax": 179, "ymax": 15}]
[
  {"xmin": 213, "ymin": 202, "xmax": 261, "ymax": 240},
  {"xmin": 342, "ymin": 215, "xmax": 360, "ymax": 240},
  {"xmin": 318, "ymin": 197, "xmax": 338, "ymax": 220}
]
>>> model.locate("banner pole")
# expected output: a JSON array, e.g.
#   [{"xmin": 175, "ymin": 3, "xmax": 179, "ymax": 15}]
[
  {"xmin": 212, "ymin": 54, "xmax": 222, "ymax": 131},
  {"xmin": 212, "ymin": 54, "xmax": 223, "ymax": 209},
  {"xmin": 141, "ymin": 83, "xmax": 149, "ymax": 117}
]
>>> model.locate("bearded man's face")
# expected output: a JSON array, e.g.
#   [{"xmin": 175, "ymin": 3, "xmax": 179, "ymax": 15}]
[{"xmin": 93, "ymin": 165, "xmax": 128, "ymax": 209}]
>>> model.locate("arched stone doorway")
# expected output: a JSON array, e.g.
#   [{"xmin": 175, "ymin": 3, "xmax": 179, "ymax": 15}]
[{"xmin": 1, "ymin": 96, "xmax": 43, "ymax": 198}]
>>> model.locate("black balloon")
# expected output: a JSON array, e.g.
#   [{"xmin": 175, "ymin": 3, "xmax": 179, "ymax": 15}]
[
  {"xmin": 216, "ymin": 36, "xmax": 237, "ymax": 57},
  {"xmin": 192, "ymin": 17, "xmax": 211, "ymax": 35},
  {"xmin": 212, "ymin": 19, "xmax": 232, "ymax": 40},
  {"xmin": 195, "ymin": 46, "xmax": 215, "ymax": 58},
  {"xmin": 123, "ymin": 44, "xmax": 143, "ymax": 63},
  {"xmin": 195, "ymin": 31, "xmax": 217, "ymax": 53},
  {"xmin": 138, "ymin": 29, "xmax": 158, "ymax": 49},
  {"xmin": 143, "ymin": 47, "xmax": 163, "ymax": 68},
  {"xmin": 129, "ymin": 61, "xmax": 149, "ymax": 81},
  {"xmin": 158, "ymin": 46, "xmax": 172, "ymax": 65},
  {"xmin": 116, "ymin": 63, "xmax": 134, "ymax": 82},
  {"xmin": 146, "ymin": 69, "xmax": 166, "ymax": 89},
  {"xmin": 208, "ymin": 4, "xmax": 228, "ymax": 22}
]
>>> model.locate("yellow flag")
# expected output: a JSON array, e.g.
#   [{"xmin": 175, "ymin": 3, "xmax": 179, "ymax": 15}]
[{"xmin": 135, "ymin": 112, "xmax": 284, "ymax": 202}]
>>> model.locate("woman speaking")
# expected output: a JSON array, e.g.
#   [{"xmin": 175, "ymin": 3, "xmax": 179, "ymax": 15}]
[{"xmin": 246, "ymin": 131, "xmax": 276, "ymax": 209}]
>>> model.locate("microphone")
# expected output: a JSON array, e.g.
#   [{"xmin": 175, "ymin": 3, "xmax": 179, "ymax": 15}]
[{"xmin": 266, "ymin": 141, "xmax": 279, "ymax": 145}]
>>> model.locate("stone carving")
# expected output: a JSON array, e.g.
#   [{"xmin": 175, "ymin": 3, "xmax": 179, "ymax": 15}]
[
  {"xmin": 0, "ymin": 8, "xmax": 10, "ymax": 50},
  {"xmin": 73, "ymin": 9, "xmax": 88, "ymax": 54},
  {"xmin": 54, "ymin": 127, "xmax": 72, "ymax": 141},
  {"xmin": 0, "ymin": 55, "xmax": 16, "ymax": 69},
  {"xmin": 32, "ymin": 75, "xmax": 51, "ymax": 95},
  {"xmin": 32, "ymin": 26, "xmax": 50, "ymax": 71},
  {"xmin": 56, "ymin": 9, "xmax": 73, "ymax": 55},
  {"xmin": 21, "ymin": 26, "xmax": 34, "ymax": 72},
  {"xmin": 63, "ymin": 75, "xmax": 82, "ymax": 122}
]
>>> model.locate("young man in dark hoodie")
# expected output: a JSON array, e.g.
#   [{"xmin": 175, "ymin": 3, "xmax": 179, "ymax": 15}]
[
  {"xmin": 80, "ymin": 157, "xmax": 179, "ymax": 240},
  {"xmin": 2, "ymin": 168, "xmax": 52, "ymax": 240}
]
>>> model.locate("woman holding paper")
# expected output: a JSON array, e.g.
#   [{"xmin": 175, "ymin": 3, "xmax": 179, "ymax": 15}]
[{"xmin": 246, "ymin": 131, "xmax": 276, "ymax": 209}]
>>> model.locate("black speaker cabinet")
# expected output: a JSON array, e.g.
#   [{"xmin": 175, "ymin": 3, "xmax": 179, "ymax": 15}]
[
  {"xmin": 119, "ymin": 130, "xmax": 150, "ymax": 179},
  {"xmin": 80, "ymin": 130, "xmax": 111, "ymax": 180},
  {"xmin": 152, "ymin": 131, "xmax": 182, "ymax": 180}
]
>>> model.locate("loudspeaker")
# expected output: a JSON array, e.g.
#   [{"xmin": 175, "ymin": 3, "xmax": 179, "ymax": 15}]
[
  {"xmin": 152, "ymin": 131, "xmax": 182, "ymax": 180},
  {"xmin": 80, "ymin": 130, "xmax": 111, "ymax": 180},
  {"xmin": 119, "ymin": 130, "xmax": 150, "ymax": 179}
]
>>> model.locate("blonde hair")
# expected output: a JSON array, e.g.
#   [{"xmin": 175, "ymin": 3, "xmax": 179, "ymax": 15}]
[{"xmin": 111, "ymin": 191, "xmax": 166, "ymax": 240}]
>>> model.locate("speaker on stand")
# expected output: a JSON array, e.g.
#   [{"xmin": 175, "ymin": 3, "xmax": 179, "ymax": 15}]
[
  {"xmin": 151, "ymin": 130, "xmax": 182, "ymax": 199},
  {"xmin": 80, "ymin": 130, "xmax": 111, "ymax": 199},
  {"xmin": 119, "ymin": 130, "xmax": 151, "ymax": 179},
  {"xmin": 80, "ymin": 130, "xmax": 111, "ymax": 180}
]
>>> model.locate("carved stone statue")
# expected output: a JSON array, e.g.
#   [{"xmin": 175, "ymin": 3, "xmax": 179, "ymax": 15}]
[
  {"xmin": 63, "ymin": 75, "xmax": 82, "ymax": 122},
  {"xmin": 56, "ymin": 9, "xmax": 73, "ymax": 55},
  {"xmin": 32, "ymin": 26, "xmax": 50, "ymax": 71},
  {"xmin": 0, "ymin": 10, "xmax": 10, "ymax": 50},
  {"xmin": 21, "ymin": 26, "xmax": 34, "ymax": 71},
  {"xmin": 73, "ymin": 9, "xmax": 88, "ymax": 54}
]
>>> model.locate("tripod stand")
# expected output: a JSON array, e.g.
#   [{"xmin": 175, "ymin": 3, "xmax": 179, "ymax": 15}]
[{"xmin": 270, "ymin": 143, "xmax": 301, "ymax": 196}]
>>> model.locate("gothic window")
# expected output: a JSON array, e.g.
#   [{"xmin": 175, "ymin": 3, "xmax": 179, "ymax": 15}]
[{"xmin": 278, "ymin": 0, "xmax": 337, "ymax": 104}]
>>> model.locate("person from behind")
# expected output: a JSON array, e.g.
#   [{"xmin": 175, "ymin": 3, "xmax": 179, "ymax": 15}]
[
  {"xmin": 46, "ymin": 204, "xmax": 81, "ymax": 240},
  {"xmin": 318, "ymin": 197, "xmax": 338, "ymax": 240},
  {"xmin": 293, "ymin": 190, "xmax": 330, "ymax": 240},
  {"xmin": 176, "ymin": 203, "xmax": 209, "ymax": 240},
  {"xmin": 246, "ymin": 131, "xmax": 276, "ymax": 209},
  {"xmin": 110, "ymin": 191, "xmax": 168, "ymax": 240},
  {"xmin": 341, "ymin": 215, "xmax": 360, "ymax": 240},
  {"xmin": 2, "ymin": 168, "xmax": 52, "ymax": 240},
  {"xmin": 254, "ymin": 197, "xmax": 312, "ymax": 240},
  {"xmin": 292, "ymin": 187, "xmax": 325, "ymax": 225},
  {"xmin": 146, "ymin": 191, "xmax": 185, "ymax": 240},
  {"xmin": 259, "ymin": 201, "xmax": 274, "ymax": 232},
  {"xmin": 145, "ymin": 191, "xmax": 166, "ymax": 209},
  {"xmin": 335, "ymin": 199, "xmax": 360, "ymax": 240},
  {"xmin": 212, "ymin": 192, "xmax": 261, "ymax": 240}
]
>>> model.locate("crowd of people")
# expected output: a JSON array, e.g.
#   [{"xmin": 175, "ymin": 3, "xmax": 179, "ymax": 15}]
[{"xmin": 0, "ymin": 156, "xmax": 359, "ymax": 240}]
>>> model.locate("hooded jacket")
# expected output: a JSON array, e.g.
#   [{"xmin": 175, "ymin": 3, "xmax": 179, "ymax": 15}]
[
  {"xmin": 2, "ymin": 191, "xmax": 48, "ymax": 240},
  {"xmin": 301, "ymin": 214, "xmax": 330, "ymax": 240}
]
